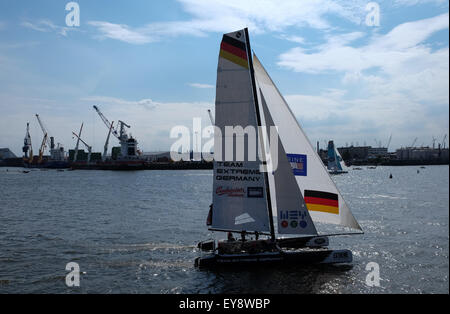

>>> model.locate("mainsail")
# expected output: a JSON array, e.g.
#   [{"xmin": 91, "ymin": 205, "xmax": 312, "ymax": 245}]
[
  {"xmin": 253, "ymin": 54, "xmax": 362, "ymax": 231},
  {"xmin": 211, "ymin": 30, "xmax": 271, "ymax": 234}
]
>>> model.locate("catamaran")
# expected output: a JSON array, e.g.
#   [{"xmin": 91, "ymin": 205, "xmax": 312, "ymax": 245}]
[
  {"xmin": 327, "ymin": 140, "xmax": 349, "ymax": 174},
  {"xmin": 195, "ymin": 29, "xmax": 362, "ymax": 268}
]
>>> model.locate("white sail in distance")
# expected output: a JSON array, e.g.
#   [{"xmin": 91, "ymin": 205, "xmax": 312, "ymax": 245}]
[
  {"xmin": 335, "ymin": 145, "xmax": 349, "ymax": 171},
  {"xmin": 253, "ymin": 54, "xmax": 362, "ymax": 231}
]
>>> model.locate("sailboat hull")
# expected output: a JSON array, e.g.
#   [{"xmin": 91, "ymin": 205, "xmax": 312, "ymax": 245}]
[{"xmin": 195, "ymin": 249, "xmax": 352, "ymax": 268}]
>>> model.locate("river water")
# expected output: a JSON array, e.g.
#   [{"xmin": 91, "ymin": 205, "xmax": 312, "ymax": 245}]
[{"xmin": 0, "ymin": 166, "xmax": 448, "ymax": 293}]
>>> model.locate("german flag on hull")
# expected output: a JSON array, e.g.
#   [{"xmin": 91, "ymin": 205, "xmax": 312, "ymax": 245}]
[
  {"xmin": 304, "ymin": 190, "xmax": 339, "ymax": 215},
  {"xmin": 220, "ymin": 34, "xmax": 249, "ymax": 69}
]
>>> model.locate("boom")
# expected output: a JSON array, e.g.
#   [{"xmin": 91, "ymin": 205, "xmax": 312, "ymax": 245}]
[
  {"xmin": 93, "ymin": 105, "xmax": 119, "ymax": 139},
  {"xmin": 386, "ymin": 134, "xmax": 392, "ymax": 151},
  {"xmin": 36, "ymin": 114, "xmax": 52, "ymax": 150},
  {"xmin": 73, "ymin": 123, "xmax": 84, "ymax": 162},
  {"xmin": 103, "ymin": 121, "xmax": 114, "ymax": 161},
  {"xmin": 72, "ymin": 131, "xmax": 92, "ymax": 164}
]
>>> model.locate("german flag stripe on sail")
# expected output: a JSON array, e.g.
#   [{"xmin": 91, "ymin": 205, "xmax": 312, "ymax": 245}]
[
  {"xmin": 220, "ymin": 35, "xmax": 249, "ymax": 69},
  {"xmin": 304, "ymin": 190, "xmax": 339, "ymax": 215}
]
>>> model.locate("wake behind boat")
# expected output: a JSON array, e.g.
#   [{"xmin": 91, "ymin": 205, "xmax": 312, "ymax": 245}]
[{"xmin": 195, "ymin": 28, "xmax": 362, "ymax": 269}]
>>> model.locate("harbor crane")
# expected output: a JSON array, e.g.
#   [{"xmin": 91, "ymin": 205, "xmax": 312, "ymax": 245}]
[
  {"xmin": 386, "ymin": 134, "xmax": 392, "ymax": 151},
  {"xmin": 432, "ymin": 136, "xmax": 437, "ymax": 149},
  {"xmin": 36, "ymin": 114, "xmax": 52, "ymax": 153},
  {"xmin": 103, "ymin": 120, "xmax": 114, "ymax": 161},
  {"xmin": 442, "ymin": 134, "xmax": 447, "ymax": 149},
  {"xmin": 73, "ymin": 123, "xmax": 84, "ymax": 162},
  {"xmin": 93, "ymin": 105, "xmax": 119, "ymax": 138},
  {"xmin": 72, "ymin": 131, "xmax": 92, "ymax": 165},
  {"xmin": 37, "ymin": 134, "xmax": 48, "ymax": 164},
  {"xmin": 22, "ymin": 122, "xmax": 34, "ymax": 164},
  {"xmin": 411, "ymin": 137, "xmax": 418, "ymax": 148},
  {"xmin": 93, "ymin": 105, "xmax": 131, "ymax": 159},
  {"xmin": 35, "ymin": 114, "xmax": 65, "ymax": 160}
]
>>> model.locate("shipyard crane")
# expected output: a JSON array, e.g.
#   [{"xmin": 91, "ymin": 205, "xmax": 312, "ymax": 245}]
[
  {"xmin": 411, "ymin": 137, "xmax": 418, "ymax": 148},
  {"xmin": 36, "ymin": 114, "xmax": 52, "ymax": 153},
  {"xmin": 442, "ymin": 134, "xmax": 447, "ymax": 149},
  {"xmin": 117, "ymin": 120, "xmax": 130, "ymax": 140},
  {"xmin": 72, "ymin": 131, "xmax": 92, "ymax": 164},
  {"xmin": 93, "ymin": 105, "xmax": 119, "ymax": 138},
  {"xmin": 386, "ymin": 134, "xmax": 392, "ymax": 151},
  {"xmin": 37, "ymin": 134, "xmax": 48, "ymax": 164},
  {"xmin": 93, "ymin": 105, "xmax": 132, "ymax": 159},
  {"xmin": 103, "ymin": 120, "xmax": 114, "ymax": 161},
  {"xmin": 432, "ymin": 136, "xmax": 437, "ymax": 149},
  {"xmin": 73, "ymin": 123, "xmax": 84, "ymax": 162},
  {"xmin": 22, "ymin": 122, "xmax": 33, "ymax": 163}
]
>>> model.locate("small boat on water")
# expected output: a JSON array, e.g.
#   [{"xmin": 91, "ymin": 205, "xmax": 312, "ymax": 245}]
[
  {"xmin": 353, "ymin": 167, "xmax": 363, "ymax": 170},
  {"xmin": 327, "ymin": 141, "xmax": 349, "ymax": 175},
  {"xmin": 195, "ymin": 28, "xmax": 363, "ymax": 269}
]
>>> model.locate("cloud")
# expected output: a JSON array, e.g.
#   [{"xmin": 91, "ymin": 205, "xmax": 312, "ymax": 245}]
[
  {"xmin": 87, "ymin": 21, "xmax": 154, "ymax": 44},
  {"xmin": 188, "ymin": 83, "xmax": 214, "ymax": 89},
  {"xmin": 394, "ymin": 0, "xmax": 449, "ymax": 6},
  {"xmin": 81, "ymin": 96, "xmax": 159, "ymax": 110},
  {"xmin": 278, "ymin": 35, "xmax": 306, "ymax": 44},
  {"xmin": 21, "ymin": 19, "xmax": 74, "ymax": 36},
  {"xmin": 87, "ymin": 0, "xmax": 374, "ymax": 44},
  {"xmin": 275, "ymin": 13, "xmax": 449, "ymax": 149},
  {"xmin": 278, "ymin": 13, "xmax": 449, "ymax": 74}
]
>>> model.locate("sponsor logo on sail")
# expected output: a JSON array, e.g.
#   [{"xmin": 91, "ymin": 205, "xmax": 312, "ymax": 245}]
[
  {"xmin": 279, "ymin": 210, "xmax": 308, "ymax": 228},
  {"xmin": 287, "ymin": 154, "xmax": 307, "ymax": 176},
  {"xmin": 216, "ymin": 186, "xmax": 245, "ymax": 197},
  {"xmin": 247, "ymin": 187, "xmax": 264, "ymax": 198},
  {"xmin": 234, "ymin": 213, "xmax": 255, "ymax": 225}
]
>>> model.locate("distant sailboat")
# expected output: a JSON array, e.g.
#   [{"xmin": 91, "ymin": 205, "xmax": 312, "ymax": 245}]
[
  {"xmin": 195, "ymin": 29, "xmax": 362, "ymax": 268},
  {"xmin": 327, "ymin": 141, "xmax": 349, "ymax": 174}
]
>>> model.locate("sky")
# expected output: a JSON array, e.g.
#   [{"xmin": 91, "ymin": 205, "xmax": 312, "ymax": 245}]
[{"xmin": 0, "ymin": 0, "xmax": 448, "ymax": 156}]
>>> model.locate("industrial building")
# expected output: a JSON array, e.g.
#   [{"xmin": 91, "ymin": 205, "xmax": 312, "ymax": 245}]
[{"xmin": 396, "ymin": 146, "xmax": 449, "ymax": 162}]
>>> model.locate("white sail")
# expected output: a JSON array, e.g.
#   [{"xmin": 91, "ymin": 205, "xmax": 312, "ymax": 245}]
[
  {"xmin": 335, "ymin": 145, "xmax": 349, "ymax": 171},
  {"xmin": 258, "ymin": 87, "xmax": 317, "ymax": 236},
  {"xmin": 253, "ymin": 54, "xmax": 362, "ymax": 231},
  {"xmin": 211, "ymin": 30, "xmax": 271, "ymax": 233}
]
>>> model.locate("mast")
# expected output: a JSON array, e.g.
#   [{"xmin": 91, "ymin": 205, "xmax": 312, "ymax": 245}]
[{"xmin": 244, "ymin": 28, "xmax": 276, "ymax": 241}]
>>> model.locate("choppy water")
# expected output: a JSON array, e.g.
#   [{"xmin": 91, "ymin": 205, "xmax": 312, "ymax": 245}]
[{"xmin": 0, "ymin": 166, "xmax": 448, "ymax": 294}]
